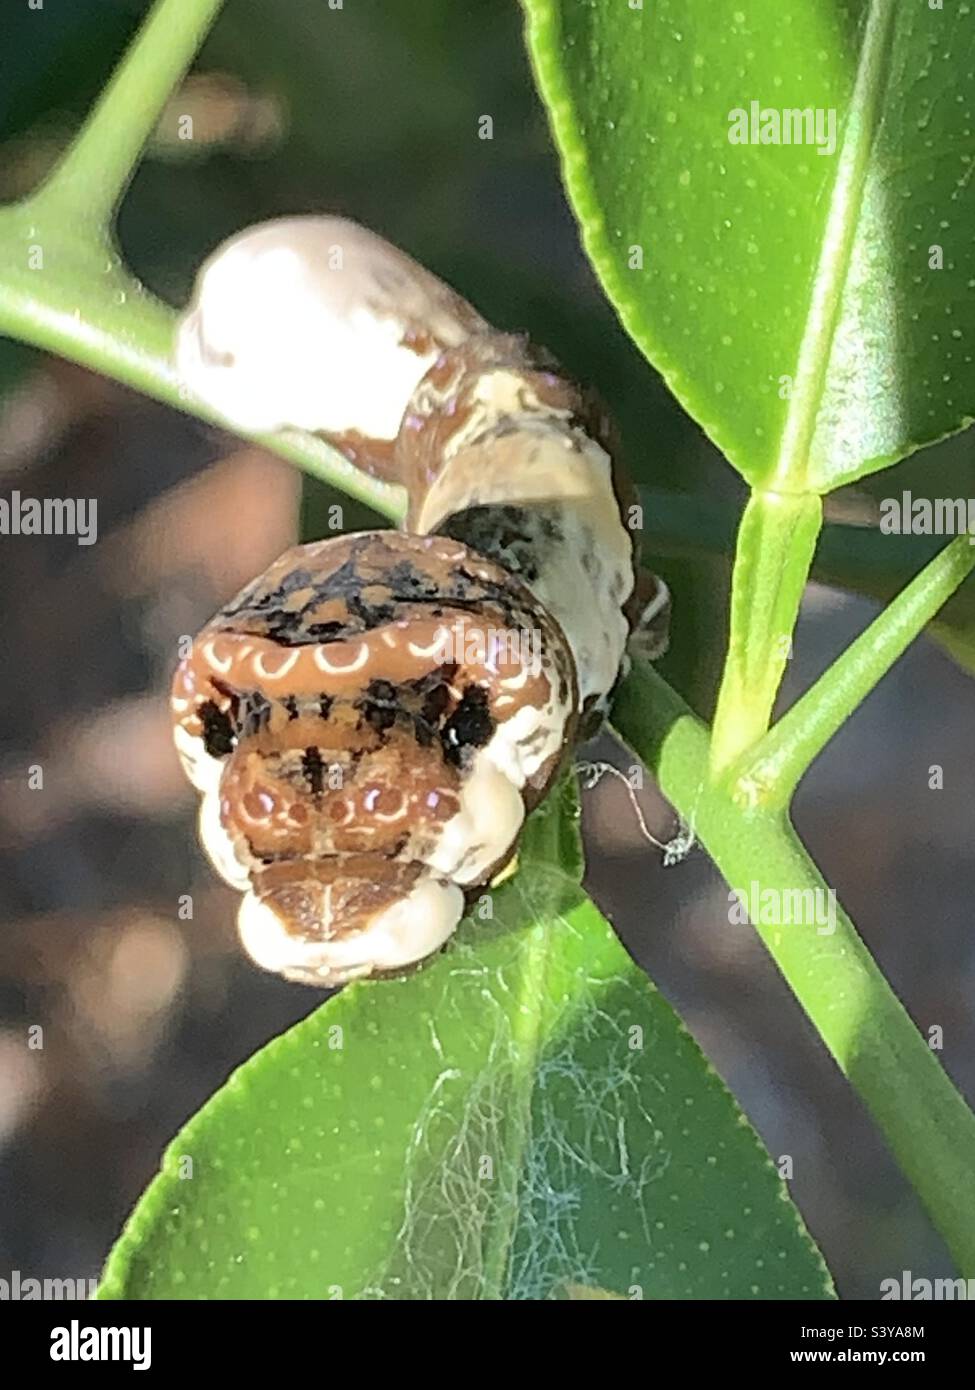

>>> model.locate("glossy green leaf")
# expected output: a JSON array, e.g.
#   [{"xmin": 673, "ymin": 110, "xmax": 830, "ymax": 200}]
[
  {"xmin": 525, "ymin": 0, "xmax": 975, "ymax": 492},
  {"xmin": 98, "ymin": 781, "xmax": 832, "ymax": 1301}
]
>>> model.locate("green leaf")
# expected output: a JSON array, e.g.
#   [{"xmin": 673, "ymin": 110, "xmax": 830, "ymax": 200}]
[
  {"xmin": 524, "ymin": 0, "xmax": 975, "ymax": 492},
  {"xmin": 98, "ymin": 780, "xmax": 832, "ymax": 1301}
]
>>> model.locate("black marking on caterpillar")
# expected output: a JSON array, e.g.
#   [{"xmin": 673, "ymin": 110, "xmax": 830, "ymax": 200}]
[{"xmin": 199, "ymin": 700, "xmax": 236, "ymax": 758}]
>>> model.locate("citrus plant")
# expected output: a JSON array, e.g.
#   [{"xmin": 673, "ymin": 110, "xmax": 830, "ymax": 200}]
[{"xmin": 2, "ymin": 0, "xmax": 973, "ymax": 1298}]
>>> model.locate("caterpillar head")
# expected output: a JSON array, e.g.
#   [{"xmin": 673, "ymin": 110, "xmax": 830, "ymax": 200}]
[{"xmin": 171, "ymin": 532, "xmax": 577, "ymax": 984}]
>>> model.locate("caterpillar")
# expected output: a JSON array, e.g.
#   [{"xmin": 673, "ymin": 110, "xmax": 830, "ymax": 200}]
[{"xmin": 171, "ymin": 217, "xmax": 667, "ymax": 986}]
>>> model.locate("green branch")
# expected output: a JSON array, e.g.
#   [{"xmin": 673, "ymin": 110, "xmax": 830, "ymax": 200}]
[
  {"xmin": 736, "ymin": 534, "xmax": 975, "ymax": 809},
  {"xmin": 0, "ymin": 202, "xmax": 406, "ymax": 518},
  {"xmin": 611, "ymin": 659, "xmax": 975, "ymax": 1275},
  {"xmin": 0, "ymin": 0, "xmax": 407, "ymax": 521},
  {"xmin": 31, "ymin": 0, "xmax": 227, "ymax": 230}
]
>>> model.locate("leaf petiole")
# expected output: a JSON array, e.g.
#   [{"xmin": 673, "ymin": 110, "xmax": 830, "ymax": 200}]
[
  {"xmin": 734, "ymin": 532, "xmax": 975, "ymax": 809},
  {"xmin": 708, "ymin": 488, "xmax": 822, "ymax": 777}
]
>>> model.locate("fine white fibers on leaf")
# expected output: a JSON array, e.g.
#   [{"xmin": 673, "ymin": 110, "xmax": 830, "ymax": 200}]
[
  {"xmin": 176, "ymin": 216, "xmax": 485, "ymax": 438},
  {"xmin": 237, "ymin": 877, "xmax": 465, "ymax": 985}
]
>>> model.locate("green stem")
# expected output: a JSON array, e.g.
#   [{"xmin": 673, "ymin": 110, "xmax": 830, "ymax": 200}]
[
  {"xmin": 611, "ymin": 660, "xmax": 975, "ymax": 1275},
  {"xmin": 0, "ymin": 204, "xmax": 407, "ymax": 519},
  {"xmin": 31, "ymin": 0, "xmax": 228, "ymax": 230},
  {"xmin": 0, "ymin": 0, "xmax": 408, "ymax": 521},
  {"xmin": 709, "ymin": 489, "xmax": 823, "ymax": 775},
  {"xmin": 737, "ymin": 534, "xmax": 975, "ymax": 809}
]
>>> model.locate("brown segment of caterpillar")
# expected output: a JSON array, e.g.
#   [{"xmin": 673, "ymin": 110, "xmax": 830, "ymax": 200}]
[{"xmin": 172, "ymin": 217, "xmax": 669, "ymax": 986}]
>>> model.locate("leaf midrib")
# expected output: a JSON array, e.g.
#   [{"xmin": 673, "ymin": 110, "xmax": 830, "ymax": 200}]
[{"xmin": 771, "ymin": 0, "xmax": 898, "ymax": 494}]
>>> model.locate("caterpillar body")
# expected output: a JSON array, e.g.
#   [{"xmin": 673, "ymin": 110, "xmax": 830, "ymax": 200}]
[{"xmin": 172, "ymin": 217, "xmax": 666, "ymax": 986}]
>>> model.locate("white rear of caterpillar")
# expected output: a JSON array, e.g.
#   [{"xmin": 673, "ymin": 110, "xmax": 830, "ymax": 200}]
[{"xmin": 172, "ymin": 216, "xmax": 666, "ymax": 986}]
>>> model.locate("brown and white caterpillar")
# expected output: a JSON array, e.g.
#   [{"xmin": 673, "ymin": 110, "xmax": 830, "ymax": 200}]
[{"xmin": 171, "ymin": 217, "xmax": 667, "ymax": 986}]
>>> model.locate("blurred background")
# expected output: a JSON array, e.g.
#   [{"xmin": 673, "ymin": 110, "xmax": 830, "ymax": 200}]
[{"xmin": 0, "ymin": 0, "xmax": 973, "ymax": 1301}]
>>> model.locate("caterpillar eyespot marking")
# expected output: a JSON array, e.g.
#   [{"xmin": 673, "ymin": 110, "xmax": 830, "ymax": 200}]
[{"xmin": 172, "ymin": 216, "xmax": 669, "ymax": 986}]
